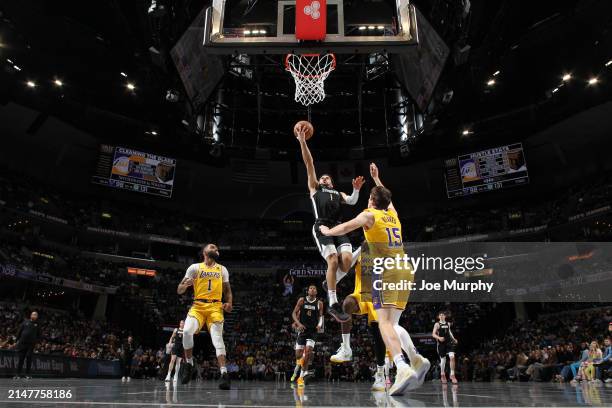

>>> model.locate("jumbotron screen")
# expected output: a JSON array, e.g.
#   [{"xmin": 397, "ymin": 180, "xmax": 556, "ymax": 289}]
[
  {"xmin": 91, "ymin": 145, "xmax": 176, "ymax": 198},
  {"xmin": 444, "ymin": 143, "xmax": 529, "ymax": 198}
]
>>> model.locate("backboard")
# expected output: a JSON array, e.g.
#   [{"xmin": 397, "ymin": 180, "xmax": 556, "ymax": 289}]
[{"xmin": 203, "ymin": 0, "xmax": 418, "ymax": 55}]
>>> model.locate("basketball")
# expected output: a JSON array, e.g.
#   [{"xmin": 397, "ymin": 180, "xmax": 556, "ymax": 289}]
[{"xmin": 294, "ymin": 120, "xmax": 314, "ymax": 140}]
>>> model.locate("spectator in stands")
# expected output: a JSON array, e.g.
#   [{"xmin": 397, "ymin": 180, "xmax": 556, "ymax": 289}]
[
  {"xmin": 570, "ymin": 343, "xmax": 590, "ymax": 384},
  {"xmin": 595, "ymin": 337, "xmax": 612, "ymax": 382},
  {"xmin": 579, "ymin": 340, "xmax": 602, "ymax": 383},
  {"xmin": 14, "ymin": 311, "xmax": 40, "ymax": 379},
  {"xmin": 227, "ymin": 360, "xmax": 240, "ymax": 379},
  {"xmin": 282, "ymin": 274, "xmax": 295, "ymax": 297},
  {"xmin": 507, "ymin": 351, "xmax": 528, "ymax": 381}
]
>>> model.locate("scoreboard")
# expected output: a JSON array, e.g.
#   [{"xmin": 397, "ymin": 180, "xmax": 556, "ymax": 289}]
[
  {"xmin": 92, "ymin": 145, "xmax": 176, "ymax": 198},
  {"xmin": 445, "ymin": 143, "xmax": 529, "ymax": 198}
]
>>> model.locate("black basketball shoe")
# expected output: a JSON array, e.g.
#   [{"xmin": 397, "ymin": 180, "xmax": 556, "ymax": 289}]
[
  {"xmin": 180, "ymin": 361, "xmax": 193, "ymax": 385},
  {"xmin": 328, "ymin": 302, "xmax": 350, "ymax": 322},
  {"xmin": 303, "ymin": 370, "xmax": 315, "ymax": 383},
  {"xmin": 219, "ymin": 372, "xmax": 231, "ymax": 390}
]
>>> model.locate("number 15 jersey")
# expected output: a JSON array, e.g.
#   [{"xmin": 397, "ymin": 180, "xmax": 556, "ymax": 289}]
[{"xmin": 363, "ymin": 208, "xmax": 403, "ymax": 252}]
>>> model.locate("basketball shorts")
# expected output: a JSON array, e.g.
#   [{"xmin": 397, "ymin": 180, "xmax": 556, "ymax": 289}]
[
  {"xmin": 312, "ymin": 222, "xmax": 352, "ymax": 259},
  {"xmin": 187, "ymin": 301, "xmax": 224, "ymax": 332},
  {"xmin": 295, "ymin": 328, "xmax": 318, "ymax": 349},
  {"xmin": 171, "ymin": 341, "xmax": 184, "ymax": 356},
  {"xmin": 437, "ymin": 341, "xmax": 457, "ymax": 358},
  {"xmin": 349, "ymin": 292, "xmax": 378, "ymax": 324},
  {"xmin": 371, "ymin": 262, "xmax": 413, "ymax": 311}
]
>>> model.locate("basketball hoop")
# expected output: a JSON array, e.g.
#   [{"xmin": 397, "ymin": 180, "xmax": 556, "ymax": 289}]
[{"xmin": 285, "ymin": 53, "xmax": 336, "ymax": 106}]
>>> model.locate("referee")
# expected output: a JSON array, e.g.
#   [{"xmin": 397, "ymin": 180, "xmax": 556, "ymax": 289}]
[{"xmin": 14, "ymin": 311, "xmax": 40, "ymax": 379}]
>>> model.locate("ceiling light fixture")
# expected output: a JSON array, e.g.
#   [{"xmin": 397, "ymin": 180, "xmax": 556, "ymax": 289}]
[
  {"xmin": 562, "ymin": 73, "xmax": 572, "ymax": 82},
  {"xmin": 486, "ymin": 79, "xmax": 495, "ymax": 86},
  {"xmin": 587, "ymin": 77, "xmax": 599, "ymax": 86},
  {"xmin": 54, "ymin": 79, "xmax": 63, "ymax": 87},
  {"xmin": 26, "ymin": 80, "xmax": 36, "ymax": 88},
  {"xmin": 126, "ymin": 82, "xmax": 135, "ymax": 91},
  {"xmin": 493, "ymin": 70, "xmax": 500, "ymax": 76}
]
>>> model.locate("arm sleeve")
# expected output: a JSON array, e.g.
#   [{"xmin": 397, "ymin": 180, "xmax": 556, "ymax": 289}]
[
  {"xmin": 222, "ymin": 266, "xmax": 229, "ymax": 283},
  {"xmin": 343, "ymin": 188, "xmax": 360, "ymax": 205},
  {"xmin": 184, "ymin": 264, "xmax": 198, "ymax": 280}
]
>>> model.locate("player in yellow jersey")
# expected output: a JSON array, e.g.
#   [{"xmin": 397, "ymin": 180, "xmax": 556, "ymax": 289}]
[
  {"xmin": 320, "ymin": 163, "xmax": 430, "ymax": 396},
  {"xmin": 329, "ymin": 254, "xmax": 389, "ymax": 391},
  {"xmin": 176, "ymin": 243, "xmax": 233, "ymax": 389}
]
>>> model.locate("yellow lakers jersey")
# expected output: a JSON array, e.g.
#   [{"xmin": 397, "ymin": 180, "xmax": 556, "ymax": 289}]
[
  {"xmin": 192, "ymin": 263, "xmax": 225, "ymax": 301},
  {"xmin": 363, "ymin": 208, "xmax": 403, "ymax": 249}
]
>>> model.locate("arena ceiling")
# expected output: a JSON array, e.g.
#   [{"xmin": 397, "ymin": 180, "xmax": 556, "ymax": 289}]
[{"xmin": 0, "ymin": 0, "xmax": 611, "ymax": 163}]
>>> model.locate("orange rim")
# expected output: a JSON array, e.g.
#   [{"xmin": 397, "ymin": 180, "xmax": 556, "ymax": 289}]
[{"xmin": 285, "ymin": 53, "xmax": 336, "ymax": 79}]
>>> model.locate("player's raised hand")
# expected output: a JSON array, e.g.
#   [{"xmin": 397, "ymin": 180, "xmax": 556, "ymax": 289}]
[
  {"xmin": 222, "ymin": 303, "xmax": 233, "ymax": 313},
  {"xmin": 352, "ymin": 176, "xmax": 365, "ymax": 190},
  {"xmin": 295, "ymin": 128, "xmax": 307, "ymax": 143},
  {"xmin": 370, "ymin": 162, "xmax": 379, "ymax": 179}
]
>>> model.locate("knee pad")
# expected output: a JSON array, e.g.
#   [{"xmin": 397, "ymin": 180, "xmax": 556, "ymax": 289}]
[
  {"xmin": 448, "ymin": 352, "xmax": 455, "ymax": 358},
  {"xmin": 182, "ymin": 316, "xmax": 199, "ymax": 350},
  {"xmin": 210, "ymin": 322, "xmax": 226, "ymax": 357},
  {"xmin": 306, "ymin": 339, "xmax": 316, "ymax": 349}
]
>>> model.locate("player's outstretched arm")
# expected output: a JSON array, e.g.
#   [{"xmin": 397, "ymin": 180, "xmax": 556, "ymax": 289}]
[
  {"xmin": 177, "ymin": 277, "xmax": 193, "ymax": 295},
  {"xmin": 370, "ymin": 162, "xmax": 397, "ymax": 214},
  {"xmin": 319, "ymin": 212, "xmax": 373, "ymax": 237},
  {"xmin": 178, "ymin": 264, "xmax": 197, "ymax": 294},
  {"xmin": 340, "ymin": 176, "xmax": 365, "ymax": 205},
  {"xmin": 296, "ymin": 129, "xmax": 318, "ymax": 194}
]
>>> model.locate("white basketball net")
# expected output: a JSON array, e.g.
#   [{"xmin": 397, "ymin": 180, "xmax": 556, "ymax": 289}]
[{"xmin": 285, "ymin": 53, "xmax": 336, "ymax": 106}]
